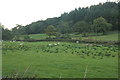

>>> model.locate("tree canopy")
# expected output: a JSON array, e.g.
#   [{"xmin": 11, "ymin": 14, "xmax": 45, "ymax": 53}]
[
  {"xmin": 45, "ymin": 25, "xmax": 58, "ymax": 38},
  {"xmin": 73, "ymin": 21, "xmax": 89, "ymax": 34},
  {"xmin": 1, "ymin": 2, "xmax": 119, "ymax": 40},
  {"xmin": 92, "ymin": 17, "xmax": 112, "ymax": 35}
]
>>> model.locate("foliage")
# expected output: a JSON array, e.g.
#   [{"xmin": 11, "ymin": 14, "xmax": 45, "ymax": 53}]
[
  {"xmin": 57, "ymin": 21, "xmax": 72, "ymax": 34},
  {"xmin": 73, "ymin": 21, "xmax": 89, "ymax": 35},
  {"xmin": 1, "ymin": 23, "xmax": 14, "ymax": 40},
  {"xmin": 0, "ymin": 23, "xmax": 3, "ymax": 40},
  {"xmin": 60, "ymin": 34, "xmax": 71, "ymax": 39},
  {"xmin": 13, "ymin": 35, "xmax": 20, "ymax": 40},
  {"xmin": 24, "ymin": 35, "xmax": 30, "ymax": 40},
  {"xmin": 92, "ymin": 17, "xmax": 112, "ymax": 35},
  {"xmin": 54, "ymin": 32, "xmax": 61, "ymax": 38},
  {"xmin": 44, "ymin": 25, "xmax": 58, "ymax": 38},
  {"xmin": 12, "ymin": 24, "xmax": 25, "ymax": 35},
  {"xmin": 11, "ymin": 2, "xmax": 118, "ymax": 35}
]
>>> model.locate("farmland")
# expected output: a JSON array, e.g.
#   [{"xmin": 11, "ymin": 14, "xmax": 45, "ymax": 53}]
[
  {"xmin": 1, "ymin": 1, "xmax": 119, "ymax": 79},
  {"xmin": 81, "ymin": 33, "xmax": 118, "ymax": 41},
  {"xmin": 2, "ymin": 41, "xmax": 118, "ymax": 78},
  {"xmin": 19, "ymin": 31, "xmax": 118, "ymax": 42}
]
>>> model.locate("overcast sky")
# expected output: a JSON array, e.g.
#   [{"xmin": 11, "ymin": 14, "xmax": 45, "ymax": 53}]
[{"xmin": 0, "ymin": 0, "xmax": 117, "ymax": 29}]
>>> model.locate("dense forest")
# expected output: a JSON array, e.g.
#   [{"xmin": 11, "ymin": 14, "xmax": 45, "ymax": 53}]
[{"xmin": 1, "ymin": 2, "xmax": 119, "ymax": 40}]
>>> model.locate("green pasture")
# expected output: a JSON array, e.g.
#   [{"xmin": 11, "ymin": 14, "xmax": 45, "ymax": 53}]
[
  {"xmin": 82, "ymin": 33, "xmax": 118, "ymax": 41},
  {"xmin": 29, "ymin": 34, "xmax": 48, "ymax": 40},
  {"xmin": 2, "ymin": 41, "xmax": 118, "ymax": 78},
  {"xmin": 18, "ymin": 32, "xmax": 119, "ymax": 42},
  {"xmin": 18, "ymin": 34, "xmax": 48, "ymax": 40}
]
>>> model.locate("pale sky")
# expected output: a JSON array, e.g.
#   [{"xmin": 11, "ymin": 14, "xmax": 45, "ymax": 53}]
[{"xmin": 0, "ymin": 0, "xmax": 117, "ymax": 29}]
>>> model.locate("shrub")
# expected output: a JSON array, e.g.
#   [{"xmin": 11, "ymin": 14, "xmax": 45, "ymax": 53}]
[{"xmin": 24, "ymin": 35, "xmax": 30, "ymax": 40}]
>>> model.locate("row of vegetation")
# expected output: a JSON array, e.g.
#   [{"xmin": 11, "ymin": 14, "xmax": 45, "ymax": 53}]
[
  {"xmin": 0, "ymin": 2, "xmax": 119, "ymax": 41},
  {"xmin": 3, "ymin": 42, "xmax": 118, "ymax": 58}
]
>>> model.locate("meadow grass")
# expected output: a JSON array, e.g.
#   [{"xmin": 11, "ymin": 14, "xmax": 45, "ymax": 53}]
[
  {"xmin": 82, "ymin": 33, "xmax": 118, "ymax": 41},
  {"xmin": 19, "ymin": 31, "xmax": 118, "ymax": 42},
  {"xmin": 2, "ymin": 41, "xmax": 118, "ymax": 78},
  {"xmin": 29, "ymin": 34, "xmax": 48, "ymax": 40}
]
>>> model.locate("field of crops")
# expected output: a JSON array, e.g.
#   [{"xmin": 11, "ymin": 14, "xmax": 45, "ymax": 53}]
[{"xmin": 2, "ymin": 41, "xmax": 118, "ymax": 78}]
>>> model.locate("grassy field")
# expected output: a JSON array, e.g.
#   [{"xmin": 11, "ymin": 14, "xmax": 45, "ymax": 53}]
[
  {"xmin": 29, "ymin": 34, "xmax": 48, "ymax": 40},
  {"xmin": 71, "ymin": 32, "xmax": 118, "ymax": 41},
  {"xmin": 2, "ymin": 41, "xmax": 118, "ymax": 78},
  {"xmin": 82, "ymin": 33, "xmax": 118, "ymax": 41},
  {"xmin": 18, "ymin": 31, "xmax": 118, "ymax": 42},
  {"xmin": 19, "ymin": 34, "xmax": 48, "ymax": 40}
]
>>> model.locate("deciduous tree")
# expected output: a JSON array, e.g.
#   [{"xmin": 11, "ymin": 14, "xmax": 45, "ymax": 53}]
[
  {"xmin": 93, "ymin": 17, "xmax": 112, "ymax": 35},
  {"xmin": 45, "ymin": 25, "xmax": 58, "ymax": 38}
]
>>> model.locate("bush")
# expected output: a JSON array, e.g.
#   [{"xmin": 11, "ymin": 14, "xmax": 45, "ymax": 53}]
[
  {"xmin": 79, "ymin": 37, "xmax": 82, "ymax": 41},
  {"xmin": 60, "ymin": 34, "xmax": 71, "ymax": 39},
  {"xmin": 13, "ymin": 35, "xmax": 20, "ymax": 40},
  {"xmin": 24, "ymin": 35, "xmax": 30, "ymax": 40}
]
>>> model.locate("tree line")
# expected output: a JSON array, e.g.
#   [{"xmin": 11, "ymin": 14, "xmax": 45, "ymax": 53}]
[{"xmin": 1, "ymin": 2, "xmax": 119, "ymax": 40}]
